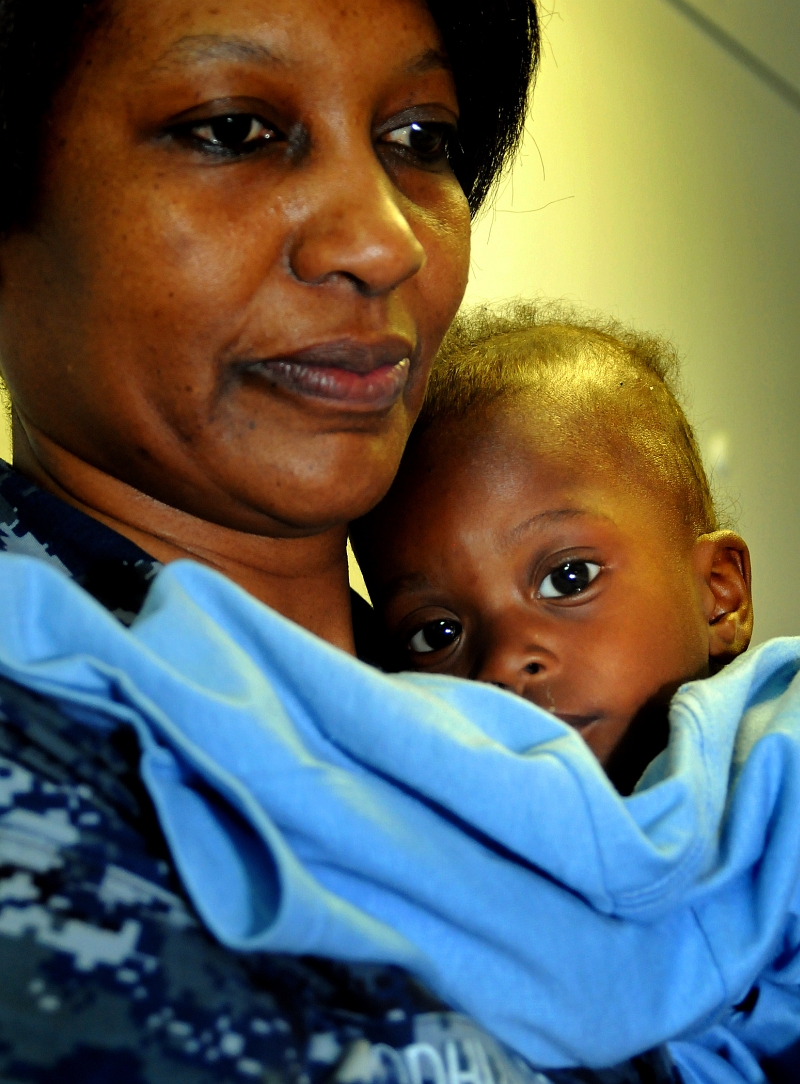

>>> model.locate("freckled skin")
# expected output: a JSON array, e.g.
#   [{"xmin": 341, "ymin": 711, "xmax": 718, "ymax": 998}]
[
  {"xmin": 0, "ymin": 0, "xmax": 470, "ymax": 650},
  {"xmin": 357, "ymin": 400, "xmax": 752, "ymax": 777}
]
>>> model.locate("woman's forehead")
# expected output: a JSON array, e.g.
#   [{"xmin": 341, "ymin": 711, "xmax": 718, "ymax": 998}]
[{"xmin": 90, "ymin": 0, "xmax": 446, "ymax": 77}]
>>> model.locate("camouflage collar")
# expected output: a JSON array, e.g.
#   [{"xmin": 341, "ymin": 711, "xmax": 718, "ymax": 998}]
[
  {"xmin": 0, "ymin": 459, "xmax": 383, "ymax": 660},
  {"xmin": 0, "ymin": 459, "xmax": 160, "ymax": 625}
]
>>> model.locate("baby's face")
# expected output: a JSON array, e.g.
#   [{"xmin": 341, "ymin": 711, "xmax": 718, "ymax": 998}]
[{"xmin": 358, "ymin": 402, "xmax": 714, "ymax": 769}]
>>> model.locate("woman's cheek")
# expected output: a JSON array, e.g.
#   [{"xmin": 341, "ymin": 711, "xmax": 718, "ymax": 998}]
[
  {"xmin": 422, "ymin": 178, "xmax": 472, "ymax": 301},
  {"xmin": 409, "ymin": 183, "xmax": 471, "ymax": 359}
]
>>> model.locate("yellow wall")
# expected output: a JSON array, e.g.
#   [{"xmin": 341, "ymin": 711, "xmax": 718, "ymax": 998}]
[
  {"xmin": 0, "ymin": 386, "xmax": 9, "ymax": 464},
  {"xmin": 464, "ymin": 0, "xmax": 800, "ymax": 644}
]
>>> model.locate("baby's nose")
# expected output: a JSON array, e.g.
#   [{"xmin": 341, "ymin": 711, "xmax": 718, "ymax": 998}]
[{"xmin": 475, "ymin": 644, "xmax": 555, "ymax": 700}]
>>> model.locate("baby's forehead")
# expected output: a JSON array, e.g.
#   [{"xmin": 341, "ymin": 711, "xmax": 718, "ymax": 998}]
[
  {"xmin": 402, "ymin": 383, "xmax": 691, "ymax": 537},
  {"xmin": 356, "ymin": 317, "xmax": 716, "ymax": 576}
]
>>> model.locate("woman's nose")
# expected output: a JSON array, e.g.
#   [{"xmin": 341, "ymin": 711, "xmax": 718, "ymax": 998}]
[{"xmin": 288, "ymin": 153, "xmax": 426, "ymax": 297}]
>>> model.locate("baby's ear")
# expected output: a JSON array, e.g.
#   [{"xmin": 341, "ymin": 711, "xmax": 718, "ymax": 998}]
[{"xmin": 693, "ymin": 531, "xmax": 753, "ymax": 669}]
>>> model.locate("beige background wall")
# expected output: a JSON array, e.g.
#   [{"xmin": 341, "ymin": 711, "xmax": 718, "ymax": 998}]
[
  {"xmin": 2, "ymin": 0, "xmax": 798, "ymax": 641},
  {"xmin": 0, "ymin": 400, "xmax": 9, "ymax": 464}
]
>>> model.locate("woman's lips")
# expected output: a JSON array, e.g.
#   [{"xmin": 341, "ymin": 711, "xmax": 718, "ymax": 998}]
[
  {"xmin": 258, "ymin": 356, "xmax": 411, "ymax": 408},
  {"xmin": 246, "ymin": 340, "xmax": 414, "ymax": 410}
]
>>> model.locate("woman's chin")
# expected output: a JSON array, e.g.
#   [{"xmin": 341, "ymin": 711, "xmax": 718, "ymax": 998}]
[{"xmin": 166, "ymin": 439, "xmax": 409, "ymax": 539}]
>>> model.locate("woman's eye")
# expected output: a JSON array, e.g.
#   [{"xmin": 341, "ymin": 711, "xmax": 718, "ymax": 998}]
[
  {"xmin": 538, "ymin": 560, "xmax": 601, "ymax": 599},
  {"xmin": 408, "ymin": 618, "xmax": 463, "ymax": 654},
  {"xmin": 382, "ymin": 122, "xmax": 453, "ymax": 163},
  {"xmin": 179, "ymin": 114, "xmax": 278, "ymax": 156}
]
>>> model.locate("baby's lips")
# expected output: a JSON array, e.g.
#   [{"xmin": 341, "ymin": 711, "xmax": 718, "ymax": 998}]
[{"xmin": 552, "ymin": 712, "xmax": 602, "ymax": 732}]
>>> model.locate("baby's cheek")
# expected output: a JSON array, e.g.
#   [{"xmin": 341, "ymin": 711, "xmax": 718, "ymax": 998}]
[{"xmin": 580, "ymin": 716, "xmax": 634, "ymax": 766}]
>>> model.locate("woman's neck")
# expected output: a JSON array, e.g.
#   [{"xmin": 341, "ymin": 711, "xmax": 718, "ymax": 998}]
[{"xmin": 12, "ymin": 431, "xmax": 357, "ymax": 655}]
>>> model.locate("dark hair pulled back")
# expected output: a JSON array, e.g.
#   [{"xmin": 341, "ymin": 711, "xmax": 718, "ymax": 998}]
[{"xmin": 0, "ymin": 0, "xmax": 539, "ymax": 234}]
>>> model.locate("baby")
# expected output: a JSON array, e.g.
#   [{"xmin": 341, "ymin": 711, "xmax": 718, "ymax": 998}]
[{"xmin": 352, "ymin": 301, "xmax": 753, "ymax": 792}]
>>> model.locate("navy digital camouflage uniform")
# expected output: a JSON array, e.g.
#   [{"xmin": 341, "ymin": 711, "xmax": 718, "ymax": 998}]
[{"xmin": 0, "ymin": 460, "xmax": 680, "ymax": 1084}]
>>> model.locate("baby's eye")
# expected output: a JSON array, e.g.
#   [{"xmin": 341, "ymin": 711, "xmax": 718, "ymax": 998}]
[
  {"xmin": 408, "ymin": 618, "xmax": 463, "ymax": 654},
  {"xmin": 538, "ymin": 560, "xmax": 601, "ymax": 599}
]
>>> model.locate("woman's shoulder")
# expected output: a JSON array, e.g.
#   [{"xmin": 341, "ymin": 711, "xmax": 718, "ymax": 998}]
[
  {"xmin": 0, "ymin": 678, "xmax": 430, "ymax": 1081},
  {"xmin": 0, "ymin": 676, "xmax": 679, "ymax": 1084},
  {"xmin": 0, "ymin": 675, "xmax": 303, "ymax": 1079}
]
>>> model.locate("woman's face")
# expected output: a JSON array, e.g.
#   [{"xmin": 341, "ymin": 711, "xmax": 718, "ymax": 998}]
[{"xmin": 0, "ymin": 0, "xmax": 470, "ymax": 536}]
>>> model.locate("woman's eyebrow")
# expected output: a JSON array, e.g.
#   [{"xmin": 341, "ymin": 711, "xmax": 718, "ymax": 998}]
[
  {"xmin": 152, "ymin": 34, "xmax": 287, "ymax": 71},
  {"xmin": 153, "ymin": 39, "xmax": 449, "ymax": 78},
  {"xmin": 405, "ymin": 48, "xmax": 452, "ymax": 75}
]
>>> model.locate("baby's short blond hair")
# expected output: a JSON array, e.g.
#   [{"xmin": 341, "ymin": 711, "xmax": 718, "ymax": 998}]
[{"xmin": 415, "ymin": 301, "xmax": 719, "ymax": 537}]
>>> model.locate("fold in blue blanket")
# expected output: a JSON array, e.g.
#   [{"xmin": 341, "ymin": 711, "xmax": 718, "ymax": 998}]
[{"xmin": 0, "ymin": 553, "xmax": 799, "ymax": 1075}]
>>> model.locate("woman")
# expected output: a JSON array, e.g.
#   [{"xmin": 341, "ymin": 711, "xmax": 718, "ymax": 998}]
[{"xmin": 0, "ymin": 0, "xmax": 681, "ymax": 1080}]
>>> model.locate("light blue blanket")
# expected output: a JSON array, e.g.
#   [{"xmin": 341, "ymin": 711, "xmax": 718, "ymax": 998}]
[{"xmin": 0, "ymin": 553, "xmax": 799, "ymax": 1079}]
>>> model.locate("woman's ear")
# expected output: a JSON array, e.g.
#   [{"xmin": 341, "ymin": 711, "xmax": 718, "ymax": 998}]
[{"xmin": 693, "ymin": 531, "xmax": 753, "ymax": 669}]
